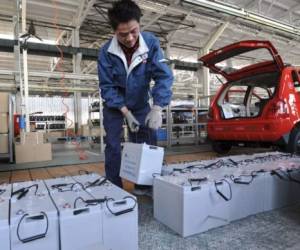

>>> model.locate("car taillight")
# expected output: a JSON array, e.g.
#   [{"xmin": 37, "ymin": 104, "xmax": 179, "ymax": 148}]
[{"xmin": 267, "ymin": 100, "xmax": 288, "ymax": 117}]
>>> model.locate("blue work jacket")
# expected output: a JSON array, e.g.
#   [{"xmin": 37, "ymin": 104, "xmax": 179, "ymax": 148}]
[{"xmin": 98, "ymin": 32, "xmax": 173, "ymax": 110}]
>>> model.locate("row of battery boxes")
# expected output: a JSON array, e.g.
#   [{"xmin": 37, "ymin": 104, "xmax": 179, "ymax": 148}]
[
  {"xmin": 155, "ymin": 152, "xmax": 300, "ymax": 237},
  {"xmin": 0, "ymin": 173, "xmax": 138, "ymax": 250}
]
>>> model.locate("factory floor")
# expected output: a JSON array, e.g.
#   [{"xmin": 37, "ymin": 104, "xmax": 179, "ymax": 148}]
[
  {"xmin": 0, "ymin": 141, "xmax": 271, "ymax": 171},
  {"xmin": 1, "ymin": 148, "xmax": 300, "ymax": 249}
]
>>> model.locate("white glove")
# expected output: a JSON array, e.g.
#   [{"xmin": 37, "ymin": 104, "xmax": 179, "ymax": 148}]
[
  {"xmin": 145, "ymin": 105, "xmax": 162, "ymax": 130},
  {"xmin": 124, "ymin": 110, "xmax": 140, "ymax": 133}
]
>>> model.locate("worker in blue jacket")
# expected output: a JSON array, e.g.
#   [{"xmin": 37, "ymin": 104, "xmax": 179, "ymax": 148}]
[{"xmin": 98, "ymin": 0, "xmax": 173, "ymax": 188}]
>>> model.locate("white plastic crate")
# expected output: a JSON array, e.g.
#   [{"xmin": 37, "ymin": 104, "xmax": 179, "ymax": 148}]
[
  {"xmin": 72, "ymin": 174, "xmax": 138, "ymax": 250},
  {"xmin": 227, "ymin": 168, "xmax": 266, "ymax": 221},
  {"xmin": 120, "ymin": 142, "xmax": 164, "ymax": 185},
  {"xmin": 44, "ymin": 177, "xmax": 104, "ymax": 250},
  {"xmin": 10, "ymin": 181, "xmax": 59, "ymax": 250},
  {"xmin": 154, "ymin": 173, "xmax": 232, "ymax": 237},
  {"xmin": 261, "ymin": 159, "xmax": 298, "ymax": 211},
  {"xmin": 0, "ymin": 184, "xmax": 11, "ymax": 250}
]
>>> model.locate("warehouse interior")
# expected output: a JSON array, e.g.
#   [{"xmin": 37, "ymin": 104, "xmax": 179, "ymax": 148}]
[{"xmin": 1, "ymin": 0, "xmax": 300, "ymax": 249}]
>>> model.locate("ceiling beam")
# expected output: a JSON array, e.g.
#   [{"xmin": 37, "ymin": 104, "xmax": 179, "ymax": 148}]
[
  {"xmin": 51, "ymin": 0, "xmax": 97, "ymax": 74},
  {"xmin": 184, "ymin": 0, "xmax": 300, "ymax": 37},
  {"xmin": 27, "ymin": 0, "xmax": 78, "ymax": 13}
]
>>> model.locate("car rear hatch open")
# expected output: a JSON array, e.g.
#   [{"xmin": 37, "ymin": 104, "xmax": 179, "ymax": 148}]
[{"xmin": 199, "ymin": 40, "xmax": 284, "ymax": 81}]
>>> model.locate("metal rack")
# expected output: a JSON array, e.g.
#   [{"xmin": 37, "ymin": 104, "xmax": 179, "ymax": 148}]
[
  {"xmin": 85, "ymin": 102, "xmax": 208, "ymax": 151},
  {"xmin": 30, "ymin": 115, "xmax": 66, "ymax": 134},
  {"xmin": 162, "ymin": 107, "xmax": 208, "ymax": 147},
  {"xmin": 85, "ymin": 89, "xmax": 209, "ymax": 151},
  {"xmin": 88, "ymin": 92, "xmax": 104, "ymax": 153}
]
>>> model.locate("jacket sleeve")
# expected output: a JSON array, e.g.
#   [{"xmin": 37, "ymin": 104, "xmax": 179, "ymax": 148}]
[
  {"xmin": 98, "ymin": 47, "xmax": 125, "ymax": 109},
  {"xmin": 150, "ymin": 38, "xmax": 173, "ymax": 107}
]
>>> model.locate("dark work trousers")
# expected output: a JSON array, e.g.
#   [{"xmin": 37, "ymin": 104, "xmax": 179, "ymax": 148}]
[{"xmin": 103, "ymin": 104, "xmax": 157, "ymax": 188}]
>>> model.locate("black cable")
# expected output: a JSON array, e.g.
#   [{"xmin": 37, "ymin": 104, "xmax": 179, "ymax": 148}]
[
  {"xmin": 0, "ymin": 189, "xmax": 5, "ymax": 195},
  {"xmin": 85, "ymin": 177, "xmax": 107, "ymax": 189},
  {"xmin": 78, "ymin": 170, "xmax": 90, "ymax": 175},
  {"xmin": 287, "ymin": 169, "xmax": 300, "ymax": 184},
  {"xmin": 251, "ymin": 169, "xmax": 265, "ymax": 176},
  {"xmin": 85, "ymin": 178, "xmax": 101, "ymax": 188},
  {"xmin": 105, "ymin": 196, "xmax": 137, "ymax": 216},
  {"xmin": 214, "ymin": 179, "xmax": 232, "ymax": 202},
  {"xmin": 152, "ymin": 173, "xmax": 162, "ymax": 178},
  {"xmin": 204, "ymin": 159, "xmax": 228, "ymax": 169},
  {"xmin": 17, "ymin": 211, "xmax": 49, "ymax": 243},
  {"xmin": 74, "ymin": 196, "xmax": 107, "ymax": 209},
  {"xmin": 270, "ymin": 169, "xmax": 289, "ymax": 181},
  {"xmin": 12, "ymin": 184, "xmax": 39, "ymax": 200},
  {"xmin": 188, "ymin": 177, "xmax": 208, "ymax": 186},
  {"xmin": 51, "ymin": 183, "xmax": 75, "ymax": 192},
  {"xmin": 85, "ymin": 198, "xmax": 107, "ymax": 206},
  {"xmin": 27, "ymin": 184, "xmax": 39, "ymax": 196},
  {"xmin": 230, "ymin": 174, "xmax": 254, "ymax": 185},
  {"xmin": 73, "ymin": 197, "xmax": 85, "ymax": 209},
  {"xmin": 71, "ymin": 182, "xmax": 85, "ymax": 191},
  {"xmin": 227, "ymin": 158, "xmax": 238, "ymax": 166}
]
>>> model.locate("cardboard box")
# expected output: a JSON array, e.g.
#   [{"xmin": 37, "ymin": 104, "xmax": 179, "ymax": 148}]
[
  {"xmin": 0, "ymin": 113, "xmax": 8, "ymax": 134},
  {"xmin": 0, "ymin": 134, "xmax": 8, "ymax": 154},
  {"xmin": 36, "ymin": 143, "xmax": 52, "ymax": 162},
  {"xmin": 81, "ymin": 125, "xmax": 106, "ymax": 137},
  {"xmin": 81, "ymin": 124, "xmax": 90, "ymax": 136},
  {"xmin": 20, "ymin": 131, "xmax": 44, "ymax": 145},
  {"xmin": 15, "ymin": 143, "xmax": 35, "ymax": 163},
  {"xmin": 15, "ymin": 142, "xmax": 52, "ymax": 164},
  {"xmin": 0, "ymin": 92, "xmax": 9, "ymax": 113},
  {"xmin": 90, "ymin": 127, "xmax": 101, "ymax": 137},
  {"xmin": 44, "ymin": 131, "xmax": 65, "ymax": 142}
]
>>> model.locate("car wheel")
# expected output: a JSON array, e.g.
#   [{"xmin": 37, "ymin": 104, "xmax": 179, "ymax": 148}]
[
  {"xmin": 211, "ymin": 141, "xmax": 232, "ymax": 154},
  {"xmin": 287, "ymin": 127, "xmax": 300, "ymax": 154}
]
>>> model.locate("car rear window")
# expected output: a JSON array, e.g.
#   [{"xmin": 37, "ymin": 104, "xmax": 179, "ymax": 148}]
[
  {"xmin": 292, "ymin": 70, "xmax": 300, "ymax": 93},
  {"xmin": 217, "ymin": 72, "xmax": 279, "ymax": 119}
]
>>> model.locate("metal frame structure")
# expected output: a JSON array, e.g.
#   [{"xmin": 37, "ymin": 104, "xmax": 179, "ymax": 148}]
[{"xmin": 0, "ymin": 0, "xmax": 300, "ymax": 144}]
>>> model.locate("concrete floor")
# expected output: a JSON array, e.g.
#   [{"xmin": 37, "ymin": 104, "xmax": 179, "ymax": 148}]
[
  {"xmin": 0, "ymin": 141, "xmax": 271, "ymax": 171},
  {"xmin": 139, "ymin": 196, "xmax": 300, "ymax": 250}
]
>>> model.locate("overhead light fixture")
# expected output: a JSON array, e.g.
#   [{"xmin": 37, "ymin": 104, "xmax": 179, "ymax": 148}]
[{"xmin": 184, "ymin": 0, "xmax": 300, "ymax": 36}]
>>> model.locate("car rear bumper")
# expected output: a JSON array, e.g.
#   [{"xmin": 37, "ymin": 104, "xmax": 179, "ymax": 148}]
[{"xmin": 207, "ymin": 119, "xmax": 292, "ymax": 142}]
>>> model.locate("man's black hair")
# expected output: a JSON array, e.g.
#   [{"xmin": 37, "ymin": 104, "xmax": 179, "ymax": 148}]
[{"xmin": 108, "ymin": 0, "xmax": 142, "ymax": 30}]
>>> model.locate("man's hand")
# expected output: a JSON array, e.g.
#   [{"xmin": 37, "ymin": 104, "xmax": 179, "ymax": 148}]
[
  {"xmin": 121, "ymin": 106, "xmax": 140, "ymax": 133},
  {"xmin": 145, "ymin": 105, "xmax": 162, "ymax": 130}
]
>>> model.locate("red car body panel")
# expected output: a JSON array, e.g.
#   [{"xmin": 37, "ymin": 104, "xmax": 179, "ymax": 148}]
[
  {"xmin": 200, "ymin": 40, "xmax": 300, "ymax": 145},
  {"xmin": 200, "ymin": 40, "xmax": 284, "ymax": 81}
]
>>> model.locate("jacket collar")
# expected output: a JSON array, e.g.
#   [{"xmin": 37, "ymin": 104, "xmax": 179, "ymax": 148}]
[{"xmin": 107, "ymin": 33, "xmax": 149, "ymax": 74}]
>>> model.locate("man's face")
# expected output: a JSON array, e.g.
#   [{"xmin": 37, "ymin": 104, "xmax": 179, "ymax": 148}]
[{"xmin": 115, "ymin": 20, "xmax": 140, "ymax": 48}]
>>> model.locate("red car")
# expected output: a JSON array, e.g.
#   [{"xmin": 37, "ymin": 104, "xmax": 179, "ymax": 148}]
[{"xmin": 200, "ymin": 40, "xmax": 300, "ymax": 154}]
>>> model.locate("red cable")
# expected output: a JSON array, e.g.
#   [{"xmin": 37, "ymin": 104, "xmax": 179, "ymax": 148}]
[{"xmin": 52, "ymin": 0, "xmax": 87, "ymax": 160}]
